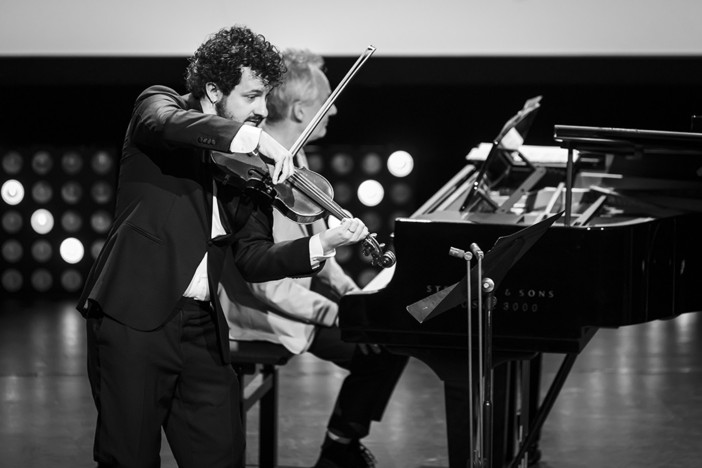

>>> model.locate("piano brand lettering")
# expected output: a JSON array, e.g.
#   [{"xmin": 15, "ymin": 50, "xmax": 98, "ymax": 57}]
[
  {"xmin": 500, "ymin": 288, "xmax": 555, "ymax": 312},
  {"xmin": 503, "ymin": 288, "xmax": 555, "ymax": 299}
]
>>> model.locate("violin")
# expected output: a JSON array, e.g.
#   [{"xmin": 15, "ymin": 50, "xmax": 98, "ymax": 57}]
[{"xmin": 211, "ymin": 46, "xmax": 396, "ymax": 268}]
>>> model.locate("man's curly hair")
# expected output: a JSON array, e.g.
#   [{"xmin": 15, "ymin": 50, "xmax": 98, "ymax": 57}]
[{"xmin": 185, "ymin": 25, "xmax": 286, "ymax": 99}]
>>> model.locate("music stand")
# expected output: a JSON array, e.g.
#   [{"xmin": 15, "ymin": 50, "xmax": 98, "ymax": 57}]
[
  {"xmin": 406, "ymin": 210, "xmax": 563, "ymax": 468},
  {"xmin": 460, "ymin": 96, "xmax": 543, "ymax": 213}
]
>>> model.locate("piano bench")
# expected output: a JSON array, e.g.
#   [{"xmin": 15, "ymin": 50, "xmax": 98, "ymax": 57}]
[{"xmin": 230, "ymin": 340, "xmax": 293, "ymax": 468}]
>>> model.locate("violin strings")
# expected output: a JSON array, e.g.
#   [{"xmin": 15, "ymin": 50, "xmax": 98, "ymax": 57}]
[{"xmin": 289, "ymin": 171, "xmax": 348, "ymax": 220}]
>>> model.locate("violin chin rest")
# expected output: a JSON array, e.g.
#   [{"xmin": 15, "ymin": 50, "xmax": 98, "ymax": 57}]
[{"xmin": 243, "ymin": 179, "xmax": 277, "ymax": 207}]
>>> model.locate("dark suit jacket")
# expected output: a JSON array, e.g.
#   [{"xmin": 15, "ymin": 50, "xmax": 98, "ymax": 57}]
[{"xmin": 77, "ymin": 85, "xmax": 318, "ymax": 362}]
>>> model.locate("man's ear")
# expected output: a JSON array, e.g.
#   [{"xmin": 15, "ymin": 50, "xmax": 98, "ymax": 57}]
[
  {"xmin": 205, "ymin": 82, "xmax": 222, "ymax": 104},
  {"xmin": 291, "ymin": 100, "xmax": 305, "ymax": 122}
]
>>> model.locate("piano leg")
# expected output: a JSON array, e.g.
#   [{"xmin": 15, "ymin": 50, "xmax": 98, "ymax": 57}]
[{"xmin": 508, "ymin": 352, "xmax": 578, "ymax": 468}]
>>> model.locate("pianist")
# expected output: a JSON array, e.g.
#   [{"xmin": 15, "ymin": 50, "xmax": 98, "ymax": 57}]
[{"xmin": 218, "ymin": 49, "xmax": 408, "ymax": 468}]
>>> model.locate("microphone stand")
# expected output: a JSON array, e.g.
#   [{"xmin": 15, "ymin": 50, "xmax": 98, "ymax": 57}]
[{"xmin": 449, "ymin": 244, "xmax": 495, "ymax": 468}]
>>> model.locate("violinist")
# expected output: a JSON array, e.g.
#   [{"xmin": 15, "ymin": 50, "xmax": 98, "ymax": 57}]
[
  {"xmin": 218, "ymin": 49, "xmax": 408, "ymax": 468},
  {"xmin": 77, "ymin": 26, "xmax": 368, "ymax": 468}
]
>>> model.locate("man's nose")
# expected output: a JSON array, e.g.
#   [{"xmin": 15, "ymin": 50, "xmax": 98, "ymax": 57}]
[
  {"xmin": 256, "ymin": 98, "xmax": 268, "ymax": 118},
  {"xmin": 329, "ymin": 103, "xmax": 338, "ymax": 117}
]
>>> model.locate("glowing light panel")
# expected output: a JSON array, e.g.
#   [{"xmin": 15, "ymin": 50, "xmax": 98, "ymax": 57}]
[
  {"xmin": 30, "ymin": 209, "xmax": 54, "ymax": 234},
  {"xmin": 357, "ymin": 180, "xmax": 384, "ymax": 207},
  {"xmin": 387, "ymin": 150, "xmax": 414, "ymax": 177},
  {"xmin": 60, "ymin": 237, "xmax": 84, "ymax": 264},
  {"xmin": 1, "ymin": 179, "xmax": 25, "ymax": 205}
]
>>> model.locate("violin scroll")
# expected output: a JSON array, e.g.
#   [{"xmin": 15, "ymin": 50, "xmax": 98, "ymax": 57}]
[{"xmin": 362, "ymin": 234, "xmax": 397, "ymax": 268}]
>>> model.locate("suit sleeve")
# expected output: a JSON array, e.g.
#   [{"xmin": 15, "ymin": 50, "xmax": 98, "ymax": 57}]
[
  {"xmin": 229, "ymin": 195, "xmax": 321, "ymax": 283},
  {"xmin": 129, "ymin": 86, "xmax": 242, "ymax": 153},
  {"xmin": 247, "ymin": 277, "xmax": 339, "ymax": 327}
]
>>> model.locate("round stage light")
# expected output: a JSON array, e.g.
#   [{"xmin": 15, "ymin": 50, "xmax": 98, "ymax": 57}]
[
  {"xmin": 61, "ymin": 181, "xmax": 83, "ymax": 204},
  {"xmin": 60, "ymin": 237, "xmax": 84, "ymax": 264},
  {"xmin": 1, "ymin": 179, "xmax": 25, "ymax": 205},
  {"xmin": 30, "ymin": 209, "xmax": 54, "ymax": 234},
  {"xmin": 361, "ymin": 152, "xmax": 383, "ymax": 175},
  {"xmin": 61, "ymin": 151, "xmax": 83, "ymax": 175},
  {"xmin": 305, "ymin": 153, "xmax": 324, "ymax": 173},
  {"xmin": 357, "ymin": 180, "xmax": 384, "ymax": 207},
  {"xmin": 91, "ymin": 181, "xmax": 113, "ymax": 204},
  {"xmin": 387, "ymin": 150, "xmax": 414, "ymax": 178},
  {"xmin": 332, "ymin": 182, "xmax": 353, "ymax": 205},
  {"xmin": 61, "ymin": 269, "xmax": 83, "ymax": 292},
  {"xmin": 389, "ymin": 182, "xmax": 413, "ymax": 205},
  {"xmin": 30, "ymin": 269, "xmax": 53, "ymax": 292},
  {"xmin": 31, "ymin": 151, "xmax": 53, "ymax": 175},
  {"xmin": 1, "ymin": 211, "xmax": 22, "ymax": 233},
  {"xmin": 1, "ymin": 239, "xmax": 23, "ymax": 263},
  {"xmin": 90, "ymin": 210, "xmax": 112, "ymax": 233},
  {"xmin": 330, "ymin": 152, "xmax": 354, "ymax": 175},
  {"xmin": 91, "ymin": 150, "xmax": 114, "ymax": 175},
  {"xmin": 1, "ymin": 269, "xmax": 23, "ymax": 292},
  {"xmin": 31, "ymin": 181, "xmax": 53, "ymax": 204},
  {"xmin": 61, "ymin": 211, "xmax": 83, "ymax": 233},
  {"xmin": 31, "ymin": 240, "xmax": 53, "ymax": 262},
  {"xmin": 2, "ymin": 151, "xmax": 23, "ymax": 174}
]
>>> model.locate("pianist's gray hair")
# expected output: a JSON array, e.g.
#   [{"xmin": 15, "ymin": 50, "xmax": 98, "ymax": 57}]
[{"xmin": 266, "ymin": 49, "xmax": 326, "ymax": 124}]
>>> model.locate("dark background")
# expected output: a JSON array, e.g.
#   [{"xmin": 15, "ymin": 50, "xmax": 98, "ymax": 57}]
[{"xmin": 3, "ymin": 55, "xmax": 702, "ymax": 203}]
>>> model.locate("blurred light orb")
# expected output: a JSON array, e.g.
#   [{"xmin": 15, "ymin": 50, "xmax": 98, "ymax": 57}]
[
  {"xmin": 60, "ymin": 238, "xmax": 84, "ymax": 264},
  {"xmin": 32, "ymin": 151, "xmax": 53, "ymax": 175},
  {"xmin": 387, "ymin": 150, "xmax": 414, "ymax": 178},
  {"xmin": 91, "ymin": 181, "xmax": 113, "ymax": 204},
  {"xmin": 61, "ymin": 151, "xmax": 83, "ymax": 175},
  {"xmin": 1, "ymin": 269, "xmax": 23, "ymax": 292},
  {"xmin": 1, "ymin": 179, "xmax": 25, "ymax": 205},
  {"xmin": 1, "ymin": 239, "xmax": 23, "ymax": 263},
  {"xmin": 330, "ymin": 153, "xmax": 354, "ymax": 175},
  {"xmin": 61, "ymin": 181, "xmax": 83, "ymax": 204},
  {"xmin": 90, "ymin": 210, "xmax": 112, "ymax": 233},
  {"xmin": 2, "ymin": 210, "xmax": 23, "ymax": 233},
  {"xmin": 361, "ymin": 152, "xmax": 383, "ymax": 175},
  {"xmin": 31, "ymin": 181, "xmax": 53, "ymax": 204},
  {"xmin": 61, "ymin": 211, "xmax": 83, "ymax": 233},
  {"xmin": 31, "ymin": 240, "xmax": 53, "ymax": 262},
  {"xmin": 61, "ymin": 269, "xmax": 83, "ymax": 292},
  {"xmin": 31, "ymin": 269, "xmax": 53, "ymax": 292},
  {"xmin": 91, "ymin": 151, "xmax": 114, "ymax": 174},
  {"xmin": 2, "ymin": 151, "xmax": 23, "ymax": 174},
  {"xmin": 30, "ymin": 209, "xmax": 54, "ymax": 234},
  {"xmin": 305, "ymin": 152, "xmax": 324, "ymax": 173},
  {"xmin": 357, "ymin": 180, "xmax": 384, "ymax": 207},
  {"xmin": 390, "ymin": 182, "xmax": 413, "ymax": 205}
]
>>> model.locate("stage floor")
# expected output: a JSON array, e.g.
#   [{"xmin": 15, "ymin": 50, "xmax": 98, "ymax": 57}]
[{"xmin": 2, "ymin": 298, "xmax": 702, "ymax": 468}]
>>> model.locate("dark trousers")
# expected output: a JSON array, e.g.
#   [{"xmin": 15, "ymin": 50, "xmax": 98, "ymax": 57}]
[
  {"xmin": 86, "ymin": 299, "xmax": 244, "ymax": 468},
  {"xmin": 307, "ymin": 326, "xmax": 408, "ymax": 440}
]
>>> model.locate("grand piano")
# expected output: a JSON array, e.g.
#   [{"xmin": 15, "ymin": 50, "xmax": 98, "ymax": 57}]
[{"xmin": 339, "ymin": 111, "xmax": 702, "ymax": 467}]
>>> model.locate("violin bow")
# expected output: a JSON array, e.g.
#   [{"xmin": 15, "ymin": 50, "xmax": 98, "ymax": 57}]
[{"xmin": 289, "ymin": 45, "xmax": 376, "ymax": 156}]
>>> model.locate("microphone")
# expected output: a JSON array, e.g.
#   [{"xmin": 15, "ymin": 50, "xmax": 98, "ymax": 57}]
[{"xmin": 469, "ymin": 243, "xmax": 484, "ymax": 260}]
